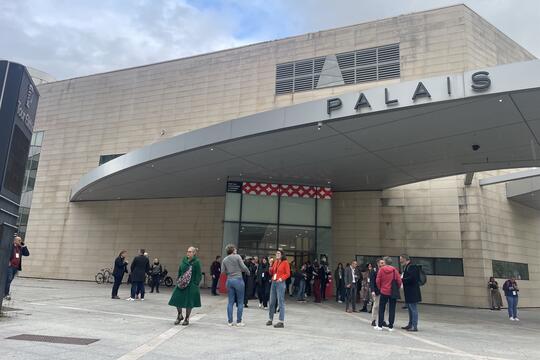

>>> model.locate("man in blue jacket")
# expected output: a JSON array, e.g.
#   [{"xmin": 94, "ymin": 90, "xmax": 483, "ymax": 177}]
[{"xmin": 4, "ymin": 236, "xmax": 30, "ymax": 301}]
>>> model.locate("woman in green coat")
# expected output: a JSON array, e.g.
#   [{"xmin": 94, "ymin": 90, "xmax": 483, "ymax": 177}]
[{"xmin": 169, "ymin": 246, "xmax": 202, "ymax": 326}]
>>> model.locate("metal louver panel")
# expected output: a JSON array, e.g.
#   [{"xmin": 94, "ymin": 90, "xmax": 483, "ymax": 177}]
[
  {"xmin": 378, "ymin": 63, "xmax": 400, "ymax": 80},
  {"xmin": 294, "ymin": 76, "xmax": 314, "ymax": 92},
  {"xmin": 294, "ymin": 60, "xmax": 313, "ymax": 76},
  {"xmin": 336, "ymin": 52, "xmax": 355, "ymax": 69},
  {"xmin": 314, "ymin": 57, "xmax": 325, "ymax": 73},
  {"xmin": 276, "ymin": 63, "xmax": 293, "ymax": 80},
  {"xmin": 356, "ymin": 66, "xmax": 377, "ymax": 83},
  {"xmin": 356, "ymin": 48, "xmax": 376, "ymax": 66},
  {"xmin": 314, "ymin": 74, "xmax": 321, "ymax": 88},
  {"xmin": 341, "ymin": 69, "xmax": 355, "ymax": 84},
  {"xmin": 275, "ymin": 79, "xmax": 293, "ymax": 95},
  {"xmin": 378, "ymin": 44, "xmax": 400, "ymax": 63}
]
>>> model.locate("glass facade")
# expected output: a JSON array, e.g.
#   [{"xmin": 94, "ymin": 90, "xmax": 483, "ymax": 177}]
[
  {"xmin": 223, "ymin": 182, "xmax": 332, "ymax": 268},
  {"xmin": 492, "ymin": 260, "xmax": 529, "ymax": 280},
  {"xmin": 16, "ymin": 131, "xmax": 44, "ymax": 237},
  {"xmin": 355, "ymin": 255, "xmax": 464, "ymax": 276}
]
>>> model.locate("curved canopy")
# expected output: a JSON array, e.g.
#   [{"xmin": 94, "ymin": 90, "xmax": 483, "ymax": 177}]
[{"xmin": 71, "ymin": 60, "xmax": 540, "ymax": 201}]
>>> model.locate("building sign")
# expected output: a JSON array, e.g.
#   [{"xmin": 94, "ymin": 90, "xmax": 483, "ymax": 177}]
[
  {"xmin": 16, "ymin": 83, "xmax": 37, "ymax": 131},
  {"xmin": 240, "ymin": 182, "xmax": 332, "ymax": 199},
  {"xmin": 226, "ymin": 181, "xmax": 243, "ymax": 193},
  {"xmin": 327, "ymin": 70, "xmax": 493, "ymax": 115}
]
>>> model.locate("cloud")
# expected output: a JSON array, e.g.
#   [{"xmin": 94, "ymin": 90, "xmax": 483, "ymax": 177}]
[{"xmin": 1, "ymin": 0, "xmax": 538, "ymax": 80}]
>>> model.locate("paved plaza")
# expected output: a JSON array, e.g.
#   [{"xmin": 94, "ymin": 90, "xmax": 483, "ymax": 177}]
[{"xmin": 0, "ymin": 278, "xmax": 539, "ymax": 359}]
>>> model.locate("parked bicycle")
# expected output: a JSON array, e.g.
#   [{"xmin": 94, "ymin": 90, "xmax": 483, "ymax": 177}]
[{"xmin": 95, "ymin": 267, "xmax": 113, "ymax": 284}]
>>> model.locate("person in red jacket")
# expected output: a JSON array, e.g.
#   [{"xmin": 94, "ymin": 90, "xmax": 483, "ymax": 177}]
[
  {"xmin": 266, "ymin": 249, "xmax": 290, "ymax": 328},
  {"xmin": 375, "ymin": 256, "xmax": 402, "ymax": 331}
]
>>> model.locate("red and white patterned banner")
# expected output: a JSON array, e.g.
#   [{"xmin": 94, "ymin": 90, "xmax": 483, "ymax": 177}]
[{"xmin": 241, "ymin": 182, "xmax": 332, "ymax": 199}]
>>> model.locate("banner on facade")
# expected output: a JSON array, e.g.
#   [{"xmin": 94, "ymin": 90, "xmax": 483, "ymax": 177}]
[{"xmin": 238, "ymin": 182, "xmax": 332, "ymax": 199}]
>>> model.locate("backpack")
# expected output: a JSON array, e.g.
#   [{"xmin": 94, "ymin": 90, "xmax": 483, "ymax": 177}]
[
  {"xmin": 417, "ymin": 265, "xmax": 427, "ymax": 286},
  {"xmin": 176, "ymin": 265, "xmax": 193, "ymax": 289}
]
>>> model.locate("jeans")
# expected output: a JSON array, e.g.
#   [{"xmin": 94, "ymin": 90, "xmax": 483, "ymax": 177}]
[
  {"xmin": 4, "ymin": 266, "xmax": 18, "ymax": 296},
  {"xmin": 378, "ymin": 294, "xmax": 396, "ymax": 328},
  {"xmin": 407, "ymin": 302, "xmax": 419, "ymax": 328},
  {"xmin": 130, "ymin": 281, "xmax": 145, "ymax": 299},
  {"xmin": 506, "ymin": 296, "xmax": 518, "ymax": 318},
  {"xmin": 227, "ymin": 277, "xmax": 245, "ymax": 323},
  {"xmin": 211, "ymin": 274, "xmax": 219, "ymax": 295},
  {"xmin": 296, "ymin": 279, "xmax": 306, "ymax": 301},
  {"xmin": 345, "ymin": 284, "xmax": 357, "ymax": 311},
  {"xmin": 111, "ymin": 275, "xmax": 123, "ymax": 297},
  {"xmin": 269, "ymin": 281, "xmax": 286, "ymax": 322}
]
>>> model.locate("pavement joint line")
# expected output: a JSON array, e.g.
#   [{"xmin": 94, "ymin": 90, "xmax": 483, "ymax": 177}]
[
  {"xmin": 58, "ymin": 306, "xmax": 174, "ymax": 322},
  {"xmin": 116, "ymin": 313, "xmax": 206, "ymax": 360},
  {"xmin": 316, "ymin": 302, "xmax": 510, "ymax": 360}
]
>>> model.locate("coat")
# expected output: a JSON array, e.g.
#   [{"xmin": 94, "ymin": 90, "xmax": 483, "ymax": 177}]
[
  {"xmin": 113, "ymin": 256, "xmax": 128, "ymax": 278},
  {"xmin": 344, "ymin": 266, "xmax": 357, "ymax": 287},
  {"xmin": 402, "ymin": 263, "xmax": 422, "ymax": 303},
  {"xmin": 130, "ymin": 255, "xmax": 150, "ymax": 282},
  {"xmin": 9, "ymin": 244, "xmax": 29, "ymax": 271},
  {"xmin": 168, "ymin": 256, "xmax": 202, "ymax": 308},
  {"xmin": 376, "ymin": 265, "xmax": 402, "ymax": 296}
]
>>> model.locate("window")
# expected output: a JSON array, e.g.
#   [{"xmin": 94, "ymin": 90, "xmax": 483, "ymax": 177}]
[
  {"xmin": 355, "ymin": 255, "xmax": 464, "ymax": 276},
  {"xmin": 492, "ymin": 260, "xmax": 529, "ymax": 280},
  {"xmin": 275, "ymin": 57, "xmax": 325, "ymax": 95},
  {"xmin": 99, "ymin": 153, "xmax": 124, "ymax": 166},
  {"xmin": 4, "ymin": 126, "xmax": 30, "ymax": 195}
]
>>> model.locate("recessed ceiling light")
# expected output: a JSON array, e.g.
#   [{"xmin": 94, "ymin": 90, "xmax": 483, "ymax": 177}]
[{"xmin": 210, "ymin": 148, "xmax": 214, "ymax": 151}]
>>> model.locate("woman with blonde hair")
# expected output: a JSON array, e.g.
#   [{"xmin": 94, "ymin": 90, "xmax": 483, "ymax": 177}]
[{"xmin": 168, "ymin": 246, "xmax": 202, "ymax": 325}]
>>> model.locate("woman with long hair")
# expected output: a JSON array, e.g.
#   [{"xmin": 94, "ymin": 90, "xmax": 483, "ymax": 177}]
[
  {"xmin": 488, "ymin": 276, "xmax": 502, "ymax": 310},
  {"xmin": 168, "ymin": 246, "xmax": 202, "ymax": 326},
  {"xmin": 334, "ymin": 263, "xmax": 345, "ymax": 303},
  {"xmin": 111, "ymin": 250, "xmax": 128, "ymax": 299},
  {"xmin": 257, "ymin": 257, "xmax": 271, "ymax": 309},
  {"xmin": 266, "ymin": 249, "xmax": 291, "ymax": 328}
]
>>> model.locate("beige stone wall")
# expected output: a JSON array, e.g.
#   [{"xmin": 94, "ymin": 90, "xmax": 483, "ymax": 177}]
[{"xmin": 23, "ymin": 4, "xmax": 539, "ymax": 308}]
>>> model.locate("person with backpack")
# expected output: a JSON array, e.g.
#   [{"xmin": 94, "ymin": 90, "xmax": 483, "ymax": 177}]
[
  {"xmin": 168, "ymin": 246, "xmax": 202, "ymax": 326},
  {"xmin": 400, "ymin": 254, "xmax": 423, "ymax": 332}
]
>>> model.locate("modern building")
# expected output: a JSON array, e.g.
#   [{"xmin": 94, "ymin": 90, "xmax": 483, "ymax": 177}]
[{"xmin": 21, "ymin": 4, "xmax": 540, "ymax": 308}]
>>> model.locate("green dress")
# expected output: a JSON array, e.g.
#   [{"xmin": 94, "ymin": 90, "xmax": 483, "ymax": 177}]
[{"xmin": 168, "ymin": 256, "xmax": 202, "ymax": 308}]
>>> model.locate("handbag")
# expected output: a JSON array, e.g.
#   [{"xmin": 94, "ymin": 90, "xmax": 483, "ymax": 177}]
[
  {"xmin": 176, "ymin": 264, "xmax": 193, "ymax": 289},
  {"xmin": 390, "ymin": 270, "xmax": 401, "ymax": 300}
]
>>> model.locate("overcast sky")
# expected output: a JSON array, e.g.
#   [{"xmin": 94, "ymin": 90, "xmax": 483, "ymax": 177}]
[{"xmin": 1, "ymin": 0, "xmax": 539, "ymax": 80}]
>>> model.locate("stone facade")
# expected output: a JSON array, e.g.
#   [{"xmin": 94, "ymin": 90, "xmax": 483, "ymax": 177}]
[{"xmin": 23, "ymin": 5, "xmax": 538, "ymax": 307}]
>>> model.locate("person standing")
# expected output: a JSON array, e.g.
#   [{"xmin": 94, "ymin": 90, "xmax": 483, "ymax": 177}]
[
  {"xmin": 319, "ymin": 260, "xmax": 330, "ymax": 301},
  {"xmin": 222, "ymin": 244, "xmax": 250, "ymax": 326},
  {"xmin": 375, "ymin": 256, "xmax": 402, "ymax": 331},
  {"xmin": 169, "ymin": 246, "xmax": 202, "ymax": 326},
  {"xmin": 503, "ymin": 277, "xmax": 520, "ymax": 321},
  {"xmin": 305, "ymin": 261, "xmax": 313, "ymax": 297},
  {"xmin": 312, "ymin": 261, "xmax": 322, "ymax": 303},
  {"xmin": 266, "ymin": 249, "xmax": 291, "ymax": 328},
  {"xmin": 370, "ymin": 258, "xmax": 387, "ymax": 327},
  {"xmin": 251, "ymin": 257, "xmax": 259, "ymax": 299},
  {"xmin": 359, "ymin": 265, "xmax": 371, "ymax": 312},
  {"xmin": 111, "ymin": 250, "xmax": 128, "ymax": 299},
  {"xmin": 256, "ymin": 257, "xmax": 270, "ymax": 309},
  {"xmin": 4, "ymin": 236, "xmax": 30, "ymax": 301},
  {"xmin": 150, "ymin": 258, "xmax": 163, "ymax": 294},
  {"xmin": 210, "ymin": 255, "xmax": 221, "ymax": 296},
  {"xmin": 344, "ymin": 260, "xmax": 358, "ymax": 312},
  {"xmin": 488, "ymin": 277, "xmax": 502, "ymax": 310},
  {"xmin": 296, "ymin": 263, "xmax": 307, "ymax": 302},
  {"xmin": 334, "ymin": 263, "xmax": 345, "ymax": 303},
  {"xmin": 400, "ymin": 254, "xmax": 422, "ymax": 332},
  {"xmin": 127, "ymin": 249, "xmax": 150, "ymax": 301}
]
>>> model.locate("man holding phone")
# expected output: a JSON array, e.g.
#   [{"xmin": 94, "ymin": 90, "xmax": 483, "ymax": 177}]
[{"xmin": 4, "ymin": 236, "xmax": 30, "ymax": 301}]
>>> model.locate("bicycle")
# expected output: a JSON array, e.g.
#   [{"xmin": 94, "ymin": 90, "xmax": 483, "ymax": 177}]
[{"xmin": 95, "ymin": 267, "xmax": 113, "ymax": 284}]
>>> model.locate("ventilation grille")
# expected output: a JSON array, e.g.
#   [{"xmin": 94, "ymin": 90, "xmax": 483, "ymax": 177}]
[
  {"xmin": 336, "ymin": 43, "xmax": 400, "ymax": 85},
  {"xmin": 276, "ymin": 57, "xmax": 326, "ymax": 95}
]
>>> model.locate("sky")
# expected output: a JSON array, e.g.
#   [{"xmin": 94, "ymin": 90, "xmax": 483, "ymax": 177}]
[{"xmin": 1, "ymin": 0, "xmax": 539, "ymax": 80}]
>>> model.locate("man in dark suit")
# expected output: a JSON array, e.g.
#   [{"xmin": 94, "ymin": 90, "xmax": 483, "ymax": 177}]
[
  {"xmin": 111, "ymin": 250, "xmax": 128, "ymax": 299},
  {"xmin": 400, "ymin": 254, "xmax": 422, "ymax": 331},
  {"xmin": 210, "ymin": 255, "xmax": 221, "ymax": 296},
  {"xmin": 344, "ymin": 260, "xmax": 358, "ymax": 312},
  {"xmin": 127, "ymin": 249, "xmax": 150, "ymax": 301}
]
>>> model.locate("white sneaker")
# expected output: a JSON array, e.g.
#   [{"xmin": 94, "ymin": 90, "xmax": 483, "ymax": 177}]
[
  {"xmin": 228, "ymin": 322, "xmax": 235, "ymax": 327},
  {"xmin": 236, "ymin": 322, "xmax": 246, "ymax": 327},
  {"xmin": 126, "ymin": 298, "xmax": 135, "ymax": 301},
  {"xmin": 258, "ymin": 304, "xmax": 262, "ymax": 308},
  {"xmin": 140, "ymin": 298, "xmax": 145, "ymax": 301},
  {"xmin": 514, "ymin": 318, "xmax": 520, "ymax": 321},
  {"xmin": 510, "ymin": 317, "xmax": 515, "ymax": 321},
  {"xmin": 264, "ymin": 307, "xmax": 268, "ymax": 310},
  {"xmin": 374, "ymin": 326, "xmax": 383, "ymax": 331},
  {"xmin": 338, "ymin": 300, "xmax": 343, "ymax": 304},
  {"xmin": 388, "ymin": 327, "xmax": 394, "ymax": 332}
]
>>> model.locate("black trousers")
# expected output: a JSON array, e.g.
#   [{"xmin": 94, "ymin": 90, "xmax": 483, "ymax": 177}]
[
  {"xmin": 211, "ymin": 275, "xmax": 219, "ymax": 295},
  {"xmin": 112, "ymin": 275, "xmax": 123, "ymax": 297},
  {"xmin": 378, "ymin": 294, "xmax": 397, "ymax": 328},
  {"xmin": 150, "ymin": 275, "xmax": 160, "ymax": 292},
  {"xmin": 257, "ymin": 281, "xmax": 270, "ymax": 307}
]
